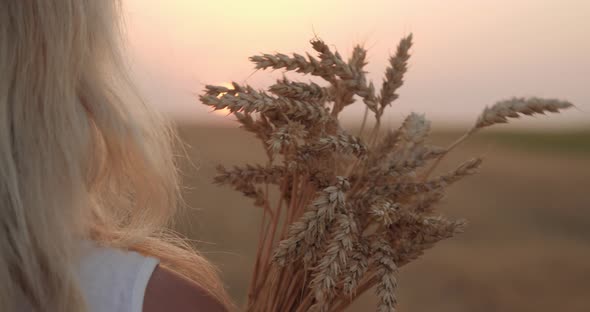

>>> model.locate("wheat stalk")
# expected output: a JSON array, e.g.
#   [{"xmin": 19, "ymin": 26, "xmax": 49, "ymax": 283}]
[
  {"xmin": 475, "ymin": 97, "xmax": 573, "ymax": 128},
  {"xmin": 199, "ymin": 34, "xmax": 573, "ymax": 311},
  {"xmin": 423, "ymin": 97, "xmax": 573, "ymax": 178}
]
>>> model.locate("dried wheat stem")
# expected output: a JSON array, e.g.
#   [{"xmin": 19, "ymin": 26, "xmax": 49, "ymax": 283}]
[
  {"xmin": 203, "ymin": 35, "xmax": 574, "ymax": 312},
  {"xmin": 295, "ymin": 290, "xmax": 316, "ymax": 312},
  {"xmin": 281, "ymin": 266, "xmax": 313, "ymax": 311},
  {"xmin": 333, "ymin": 217, "xmax": 465, "ymax": 311},
  {"xmin": 291, "ymin": 266, "xmax": 311, "ymax": 304},
  {"xmin": 367, "ymin": 119, "xmax": 382, "ymax": 148},
  {"xmin": 268, "ymin": 122, "xmax": 308, "ymax": 154},
  {"xmin": 269, "ymin": 77, "xmax": 330, "ymax": 101},
  {"xmin": 271, "ymin": 267, "xmax": 290, "ymax": 310},
  {"xmin": 371, "ymin": 239, "xmax": 398, "ymax": 312},
  {"xmin": 379, "ymin": 35, "xmax": 412, "ymax": 106},
  {"xmin": 387, "ymin": 216, "xmax": 467, "ymax": 266},
  {"xmin": 310, "ymin": 212, "xmax": 358, "ymax": 308},
  {"xmin": 290, "ymin": 181, "xmax": 317, "ymax": 224},
  {"xmin": 311, "ymin": 39, "xmax": 379, "ymax": 117},
  {"xmin": 273, "ymin": 178, "xmax": 350, "ymax": 266},
  {"xmin": 333, "ymin": 274, "xmax": 379, "ymax": 311},
  {"xmin": 310, "ymin": 39, "xmax": 350, "ymax": 78},
  {"xmin": 248, "ymin": 198, "xmax": 271, "ymax": 303},
  {"xmin": 346, "ymin": 128, "xmax": 401, "ymax": 191},
  {"xmin": 314, "ymin": 134, "xmax": 368, "ymax": 158},
  {"xmin": 261, "ymin": 269, "xmax": 279, "ymax": 311},
  {"xmin": 214, "ymin": 164, "xmax": 285, "ymax": 185},
  {"xmin": 420, "ymin": 130, "xmax": 473, "ymax": 179},
  {"xmin": 234, "ymin": 112, "xmax": 275, "ymax": 159},
  {"xmin": 411, "ymin": 191, "xmax": 445, "ymax": 213},
  {"xmin": 475, "ymin": 97, "xmax": 573, "ymax": 128},
  {"xmin": 262, "ymin": 188, "xmax": 283, "ymax": 272},
  {"xmin": 250, "ymin": 52, "xmax": 337, "ymax": 82},
  {"xmin": 382, "ymin": 145, "xmax": 447, "ymax": 177},
  {"xmin": 349, "ymin": 45, "xmax": 368, "ymax": 70},
  {"xmin": 370, "ymin": 158, "xmax": 482, "ymax": 201},
  {"xmin": 399, "ymin": 113, "xmax": 430, "ymax": 145},
  {"xmin": 250, "ymin": 164, "xmax": 288, "ymax": 301},
  {"xmin": 285, "ymin": 174, "xmax": 301, "ymax": 226},
  {"xmin": 342, "ymin": 239, "xmax": 370, "ymax": 296},
  {"xmin": 215, "ymin": 165, "xmax": 274, "ymax": 217},
  {"xmin": 254, "ymin": 188, "xmax": 290, "ymax": 303},
  {"xmin": 358, "ymin": 106, "xmax": 370, "ymax": 137},
  {"xmin": 201, "ymin": 83, "xmax": 329, "ymax": 121},
  {"xmin": 423, "ymin": 97, "xmax": 572, "ymax": 179}
]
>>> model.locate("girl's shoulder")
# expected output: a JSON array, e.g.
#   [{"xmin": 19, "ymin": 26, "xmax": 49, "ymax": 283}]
[
  {"xmin": 77, "ymin": 241, "xmax": 228, "ymax": 312},
  {"xmin": 77, "ymin": 241, "xmax": 159, "ymax": 312}
]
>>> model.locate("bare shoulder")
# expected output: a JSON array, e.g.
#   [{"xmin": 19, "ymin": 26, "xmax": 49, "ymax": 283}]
[{"xmin": 143, "ymin": 265, "xmax": 227, "ymax": 312}]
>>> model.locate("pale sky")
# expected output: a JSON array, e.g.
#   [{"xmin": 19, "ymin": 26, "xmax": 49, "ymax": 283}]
[{"xmin": 123, "ymin": 0, "xmax": 589, "ymax": 128}]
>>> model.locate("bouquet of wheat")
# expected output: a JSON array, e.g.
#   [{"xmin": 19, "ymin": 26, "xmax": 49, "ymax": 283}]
[{"xmin": 199, "ymin": 34, "xmax": 572, "ymax": 311}]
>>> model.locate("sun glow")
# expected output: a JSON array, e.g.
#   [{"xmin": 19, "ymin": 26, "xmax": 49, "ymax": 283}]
[
  {"xmin": 212, "ymin": 82, "xmax": 234, "ymax": 117},
  {"xmin": 125, "ymin": 0, "xmax": 590, "ymax": 127}
]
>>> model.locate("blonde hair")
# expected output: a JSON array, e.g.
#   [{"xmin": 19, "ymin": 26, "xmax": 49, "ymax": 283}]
[{"xmin": 0, "ymin": 1, "xmax": 231, "ymax": 311}]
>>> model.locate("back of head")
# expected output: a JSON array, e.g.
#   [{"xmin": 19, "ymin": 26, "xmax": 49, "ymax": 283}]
[{"xmin": 0, "ymin": 1, "xmax": 230, "ymax": 311}]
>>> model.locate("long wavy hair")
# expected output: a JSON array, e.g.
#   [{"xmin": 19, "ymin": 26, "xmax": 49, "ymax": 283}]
[{"xmin": 0, "ymin": 1, "xmax": 231, "ymax": 311}]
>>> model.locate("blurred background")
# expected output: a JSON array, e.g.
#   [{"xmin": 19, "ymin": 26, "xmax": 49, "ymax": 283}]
[{"xmin": 124, "ymin": 1, "xmax": 589, "ymax": 311}]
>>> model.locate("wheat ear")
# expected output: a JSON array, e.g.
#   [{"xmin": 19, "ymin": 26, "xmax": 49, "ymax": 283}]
[{"xmin": 423, "ymin": 97, "xmax": 573, "ymax": 179}]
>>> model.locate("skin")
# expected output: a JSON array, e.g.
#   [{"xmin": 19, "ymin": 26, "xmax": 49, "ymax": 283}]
[{"xmin": 143, "ymin": 266, "xmax": 227, "ymax": 312}]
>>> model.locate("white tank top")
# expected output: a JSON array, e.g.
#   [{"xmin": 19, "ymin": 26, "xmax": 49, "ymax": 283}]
[{"xmin": 77, "ymin": 241, "xmax": 160, "ymax": 312}]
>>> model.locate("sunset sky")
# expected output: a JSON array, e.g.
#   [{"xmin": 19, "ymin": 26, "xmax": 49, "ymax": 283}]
[{"xmin": 123, "ymin": 0, "xmax": 589, "ymax": 128}]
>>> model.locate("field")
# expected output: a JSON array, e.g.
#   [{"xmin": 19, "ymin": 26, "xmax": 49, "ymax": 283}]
[{"xmin": 175, "ymin": 125, "xmax": 590, "ymax": 311}]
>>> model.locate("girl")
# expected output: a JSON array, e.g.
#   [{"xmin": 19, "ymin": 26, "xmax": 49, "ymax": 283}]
[{"xmin": 0, "ymin": 1, "xmax": 232, "ymax": 311}]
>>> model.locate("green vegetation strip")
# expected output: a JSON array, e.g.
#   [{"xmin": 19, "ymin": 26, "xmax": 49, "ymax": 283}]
[{"xmin": 480, "ymin": 130, "xmax": 590, "ymax": 156}]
